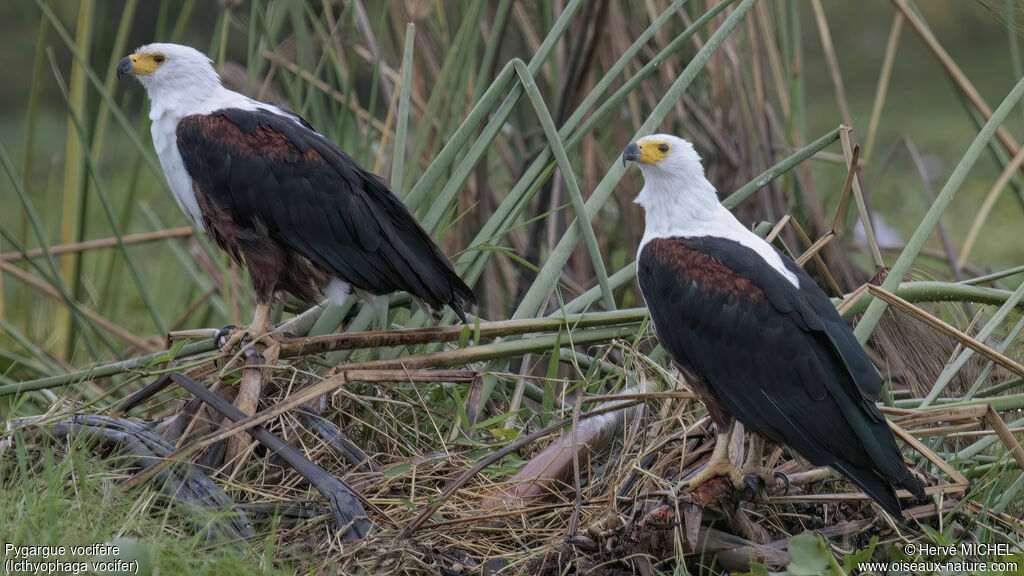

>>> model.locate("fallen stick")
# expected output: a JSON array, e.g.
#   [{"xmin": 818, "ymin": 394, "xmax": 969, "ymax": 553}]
[{"xmin": 156, "ymin": 372, "xmax": 372, "ymax": 540}]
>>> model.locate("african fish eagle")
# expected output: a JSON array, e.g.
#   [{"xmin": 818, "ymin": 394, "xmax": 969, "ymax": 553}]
[
  {"xmin": 118, "ymin": 44, "xmax": 474, "ymax": 346},
  {"xmin": 623, "ymin": 135, "xmax": 925, "ymax": 518}
]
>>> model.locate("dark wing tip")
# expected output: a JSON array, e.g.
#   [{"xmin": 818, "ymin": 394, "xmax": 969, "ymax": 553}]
[
  {"xmin": 900, "ymin": 471, "xmax": 927, "ymax": 503},
  {"xmin": 447, "ymin": 278, "xmax": 476, "ymax": 323}
]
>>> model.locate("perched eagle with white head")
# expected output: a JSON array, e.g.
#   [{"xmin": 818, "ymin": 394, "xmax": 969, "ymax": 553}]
[
  {"xmin": 623, "ymin": 135, "xmax": 925, "ymax": 518},
  {"xmin": 118, "ymin": 43, "xmax": 474, "ymax": 346}
]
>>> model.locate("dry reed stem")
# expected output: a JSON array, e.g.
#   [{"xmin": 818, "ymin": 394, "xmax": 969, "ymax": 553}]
[
  {"xmin": 887, "ymin": 419, "xmax": 969, "ymax": 488},
  {"xmin": 810, "ymin": 0, "xmax": 852, "ymax": 126},
  {"xmin": 866, "ymin": 285, "xmax": 1024, "ymax": 377},
  {"xmin": 985, "ymin": 405, "xmax": 1024, "ymax": 471},
  {"xmin": 0, "ymin": 227, "xmax": 194, "ymax": 261},
  {"xmin": 787, "ymin": 218, "xmax": 843, "ymax": 297},
  {"xmin": 793, "ymin": 142, "xmax": 859, "ymax": 267},
  {"xmin": 839, "ymin": 129, "xmax": 885, "ymax": 269},
  {"xmin": 959, "ymin": 142, "xmax": 1024, "ymax": 268},
  {"xmin": 765, "ymin": 215, "xmax": 791, "ymax": 243},
  {"xmin": 864, "ymin": 13, "xmax": 904, "ymax": 163}
]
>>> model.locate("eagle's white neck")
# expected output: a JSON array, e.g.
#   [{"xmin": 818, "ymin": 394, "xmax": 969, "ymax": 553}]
[
  {"xmin": 635, "ymin": 164, "xmax": 800, "ymax": 287},
  {"xmin": 139, "ymin": 66, "xmax": 225, "ymax": 120}
]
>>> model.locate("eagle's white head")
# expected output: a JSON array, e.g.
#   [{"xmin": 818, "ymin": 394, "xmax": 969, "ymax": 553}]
[
  {"xmin": 622, "ymin": 134, "xmax": 720, "ymax": 227},
  {"xmin": 118, "ymin": 43, "xmax": 222, "ymax": 110},
  {"xmin": 622, "ymin": 133, "xmax": 800, "ymax": 286}
]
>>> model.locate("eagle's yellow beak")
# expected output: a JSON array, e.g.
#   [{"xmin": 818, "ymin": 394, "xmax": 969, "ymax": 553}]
[
  {"xmin": 117, "ymin": 55, "xmax": 135, "ymax": 78},
  {"xmin": 622, "ymin": 141, "xmax": 668, "ymax": 166},
  {"xmin": 118, "ymin": 53, "xmax": 162, "ymax": 78}
]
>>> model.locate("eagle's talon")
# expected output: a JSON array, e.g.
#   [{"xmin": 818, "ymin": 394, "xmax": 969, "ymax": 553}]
[
  {"xmin": 775, "ymin": 471, "xmax": 790, "ymax": 496},
  {"xmin": 738, "ymin": 466, "xmax": 790, "ymax": 497},
  {"xmin": 218, "ymin": 326, "xmax": 250, "ymax": 354},
  {"xmin": 215, "ymin": 325, "xmax": 237, "ymax": 348},
  {"xmin": 678, "ymin": 455, "xmax": 747, "ymax": 495},
  {"xmin": 741, "ymin": 473, "xmax": 763, "ymax": 500}
]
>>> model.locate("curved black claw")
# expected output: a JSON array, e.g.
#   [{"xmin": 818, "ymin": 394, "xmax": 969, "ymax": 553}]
[
  {"xmin": 282, "ymin": 331, "xmax": 297, "ymax": 339},
  {"xmin": 775, "ymin": 471, "xmax": 790, "ymax": 496},
  {"xmin": 740, "ymin": 474, "xmax": 763, "ymax": 501},
  {"xmin": 215, "ymin": 325, "xmax": 237, "ymax": 348}
]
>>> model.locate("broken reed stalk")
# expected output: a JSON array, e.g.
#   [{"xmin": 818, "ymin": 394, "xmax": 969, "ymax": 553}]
[
  {"xmin": 985, "ymin": 405, "xmax": 1024, "ymax": 471},
  {"xmin": 864, "ymin": 285, "xmax": 1024, "ymax": 378},
  {"xmin": 2, "ymin": 308, "xmax": 647, "ymax": 397},
  {"xmin": 0, "ymin": 226, "xmax": 194, "ymax": 261},
  {"xmin": 399, "ymin": 398, "xmax": 645, "ymax": 538}
]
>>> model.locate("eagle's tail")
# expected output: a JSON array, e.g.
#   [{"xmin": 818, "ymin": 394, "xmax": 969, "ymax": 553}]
[
  {"xmin": 832, "ymin": 459, "xmax": 923, "ymax": 519},
  {"xmin": 446, "ymin": 278, "xmax": 476, "ymax": 323}
]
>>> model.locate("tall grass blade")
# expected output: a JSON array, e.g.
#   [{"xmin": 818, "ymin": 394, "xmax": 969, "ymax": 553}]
[{"xmin": 515, "ymin": 0, "xmax": 759, "ymax": 319}]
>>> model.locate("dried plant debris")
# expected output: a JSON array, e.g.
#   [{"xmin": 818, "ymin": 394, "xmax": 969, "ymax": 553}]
[{"xmin": 4, "ymin": 0, "xmax": 1024, "ymax": 574}]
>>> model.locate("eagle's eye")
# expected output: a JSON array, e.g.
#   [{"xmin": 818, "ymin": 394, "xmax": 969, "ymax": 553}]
[
  {"xmin": 153, "ymin": 54, "xmax": 166, "ymax": 64},
  {"xmin": 658, "ymin": 144, "xmax": 669, "ymax": 153}
]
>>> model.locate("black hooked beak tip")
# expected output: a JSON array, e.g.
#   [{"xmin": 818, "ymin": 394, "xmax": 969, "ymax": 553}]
[
  {"xmin": 622, "ymin": 142, "xmax": 641, "ymax": 166},
  {"xmin": 117, "ymin": 56, "xmax": 134, "ymax": 79}
]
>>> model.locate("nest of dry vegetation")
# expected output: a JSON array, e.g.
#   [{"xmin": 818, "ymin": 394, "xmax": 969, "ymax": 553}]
[
  {"xmin": 6, "ymin": 1, "xmax": 1024, "ymax": 573},
  {"xmin": 9, "ymin": 319, "xmax": 1023, "ymax": 575}
]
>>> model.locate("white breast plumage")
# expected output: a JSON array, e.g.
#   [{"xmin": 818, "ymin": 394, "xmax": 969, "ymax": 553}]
[{"xmin": 152, "ymin": 113, "xmax": 206, "ymax": 230}]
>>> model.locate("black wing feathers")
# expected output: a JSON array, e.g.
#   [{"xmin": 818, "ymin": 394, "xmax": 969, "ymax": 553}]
[
  {"xmin": 637, "ymin": 236, "xmax": 923, "ymax": 516},
  {"xmin": 176, "ymin": 107, "xmax": 474, "ymax": 320}
]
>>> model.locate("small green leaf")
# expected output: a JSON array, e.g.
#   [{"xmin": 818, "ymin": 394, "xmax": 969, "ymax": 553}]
[
  {"xmin": 383, "ymin": 463, "xmax": 413, "ymax": 477},
  {"xmin": 167, "ymin": 338, "xmax": 187, "ymax": 362},
  {"xmin": 841, "ymin": 536, "xmax": 877, "ymax": 572},
  {"xmin": 488, "ymin": 428, "xmax": 519, "ymax": 440},
  {"xmin": 920, "ymin": 524, "xmax": 953, "ymax": 548},
  {"xmin": 787, "ymin": 531, "xmax": 830, "ymax": 576},
  {"xmin": 470, "ymin": 409, "xmax": 521, "ymax": 431}
]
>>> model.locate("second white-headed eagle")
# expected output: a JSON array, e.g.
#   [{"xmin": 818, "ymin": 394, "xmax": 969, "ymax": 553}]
[
  {"xmin": 119, "ymin": 43, "xmax": 474, "ymax": 346},
  {"xmin": 623, "ymin": 135, "xmax": 925, "ymax": 518}
]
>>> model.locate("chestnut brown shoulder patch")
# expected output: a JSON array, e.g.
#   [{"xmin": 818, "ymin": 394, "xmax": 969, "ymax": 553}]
[
  {"xmin": 643, "ymin": 237, "xmax": 764, "ymax": 300},
  {"xmin": 177, "ymin": 113, "xmax": 323, "ymax": 163}
]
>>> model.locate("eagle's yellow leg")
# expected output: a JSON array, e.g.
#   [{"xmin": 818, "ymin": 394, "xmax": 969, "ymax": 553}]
[
  {"xmin": 219, "ymin": 301, "xmax": 275, "ymax": 353},
  {"xmin": 742, "ymin": 434, "xmax": 789, "ymax": 493},
  {"xmin": 742, "ymin": 433, "xmax": 765, "ymax": 476},
  {"xmin": 680, "ymin": 422, "xmax": 746, "ymax": 492}
]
